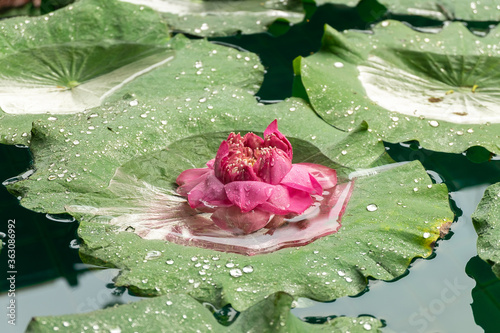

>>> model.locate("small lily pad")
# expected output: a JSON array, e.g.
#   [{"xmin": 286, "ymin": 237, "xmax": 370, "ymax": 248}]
[
  {"xmin": 26, "ymin": 291, "xmax": 383, "ymax": 332},
  {"xmin": 472, "ymin": 182, "xmax": 500, "ymax": 278},
  {"xmin": 312, "ymin": 0, "xmax": 500, "ymax": 21},
  {"xmin": 119, "ymin": 0, "xmax": 305, "ymax": 37},
  {"xmin": 298, "ymin": 21, "xmax": 500, "ymax": 154}
]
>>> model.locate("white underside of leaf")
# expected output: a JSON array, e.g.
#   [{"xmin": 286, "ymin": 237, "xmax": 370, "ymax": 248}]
[
  {"xmin": 358, "ymin": 55, "xmax": 500, "ymax": 124},
  {"xmin": 120, "ymin": 0, "xmax": 303, "ymax": 18},
  {"xmin": 66, "ymin": 170, "xmax": 203, "ymax": 236},
  {"xmin": 0, "ymin": 53, "xmax": 174, "ymax": 115}
]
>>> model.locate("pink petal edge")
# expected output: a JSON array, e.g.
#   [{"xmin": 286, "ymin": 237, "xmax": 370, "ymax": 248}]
[
  {"xmin": 263, "ymin": 119, "xmax": 293, "ymax": 160},
  {"xmin": 187, "ymin": 172, "xmax": 232, "ymax": 209},
  {"xmin": 176, "ymin": 168, "xmax": 211, "ymax": 196},
  {"xmin": 280, "ymin": 164, "xmax": 322, "ymax": 195},
  {"xmin": 258, "ymin": 185, "xmax": 313, "ymax": 215}
]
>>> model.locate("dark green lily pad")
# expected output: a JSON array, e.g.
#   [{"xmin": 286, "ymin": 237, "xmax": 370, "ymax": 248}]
[
  {"xmin": 26, "ymin": 292, "xmax": 383, "ymax": 332},
  {"xmin": 472, "ymin": 182, "xmax": 500, "ymax": 278},
  {"xmin": 298, "ymin": 21, "xmax": 500, "ymax": 154},
  {"xmin": 0, "ymin": 0, "xmax": 170, "ymax": 145},
  {"xmin": 120, "ymin": 0, "xmax": 305, "ymax": 37}
]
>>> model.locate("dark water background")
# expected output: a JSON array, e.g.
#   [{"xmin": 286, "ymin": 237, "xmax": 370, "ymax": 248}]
[{"xmin": 2, "ymin": 2, "xmax": 500, "ymax": 332}]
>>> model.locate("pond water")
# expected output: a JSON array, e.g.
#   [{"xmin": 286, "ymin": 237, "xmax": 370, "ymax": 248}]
[{"xmin": 2, "ymin": 3, "xmax": 500, "ymax": 332}]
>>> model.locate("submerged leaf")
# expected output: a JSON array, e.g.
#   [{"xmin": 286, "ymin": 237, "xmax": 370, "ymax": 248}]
[
  {"xmin": 120, "ymin": 0, "xmax": 305, "ymax": 37},
  {"xmin": 466, "ymin": 255, "xmax": 500, "ymax": 332},
  {"xmin": 26, "ymin": 292, "xmax": 383, "ymax": 332},
  {"xmin": 472, "ymin": 182, "xmax": 500, "ymax": 279},
  {"xmin": 298, "ymin": 21, "xmax": 500, "ymax": 154}
]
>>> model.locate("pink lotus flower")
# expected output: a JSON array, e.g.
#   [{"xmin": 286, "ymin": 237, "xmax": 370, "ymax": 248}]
[{"xmin": 176, "ymin": 120, "xmax": 338, "ymax": 235}]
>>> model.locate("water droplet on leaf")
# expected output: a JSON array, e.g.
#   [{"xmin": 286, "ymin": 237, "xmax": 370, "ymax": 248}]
[
  {"xmin": 144, "ymin": 250, "xmax": 162, "ymax": 261},
  {"xmin": 230, "ymin": 268, "xmax": 243, "ymax": 277},
  {"xmin": 242, "ymin": 265, "xmax": 254, "ymax": 273}
]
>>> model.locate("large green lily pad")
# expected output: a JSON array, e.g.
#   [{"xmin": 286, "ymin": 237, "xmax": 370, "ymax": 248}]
[
  {"xmin": 120, "ymin": 0, "xmax": 305, "ymax": 37},
  {"xmin": 0, "ymin": 0, "xmax": 171, "ymax": 145},
  {"xmin": 312, "ymin": 0, "xmax": 500, "ymax": 21},
  {"xmin": 472, "ymin": 182, "xmax": 500, "ymax": 278},
  {"xmin": 74, "ymin": 146, "xmax": 452, "ymax": 310},
  {"xmin": 298, "ymin": 21, "xmax": 500, "ymax": 154},
  {"xmin": 26, "ymin": 292, "xmax": 383, "ymax": 332}
]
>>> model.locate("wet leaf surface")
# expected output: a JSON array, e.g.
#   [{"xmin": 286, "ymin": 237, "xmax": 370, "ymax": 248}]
[
  {"xmin": 298, "ymin": 20, "xmax": 500, "ymax": 154},
  {"xmin": 0, "ymin": 0, "xmax": 170, "ymax": 144},
  {"xmin": 466, "ymin": 256, "xmax": 500, "ymax": 332},
  {"xmin": 473, "ymin": 182, "xmax": 500, "ymax": 278},
  {"xmin": 26, "ymin": 291, "xmax": 383, "ymax": 332}
]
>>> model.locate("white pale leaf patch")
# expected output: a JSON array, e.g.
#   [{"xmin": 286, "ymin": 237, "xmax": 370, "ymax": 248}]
[
  {"xmin": 119, "ymin": 0, "xmax": 304, "ymax": 37},
  {"xmin": 66, "ymin": 167, "xmax": 353, "ymax": 256},
  {"xmin": 358, "ymin": 55, "xmax": 500, "ymax": 124},
  {"xmin": 0, "ymin": 52, "xmax": 174, "ymax": 115},
  {"xmin": 312, "ymin": 0, "xmax": 500, "ymax": 21},
  {"xmin": 120, "ymin": 0, "xmax": 303, "ymax": 17}
]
